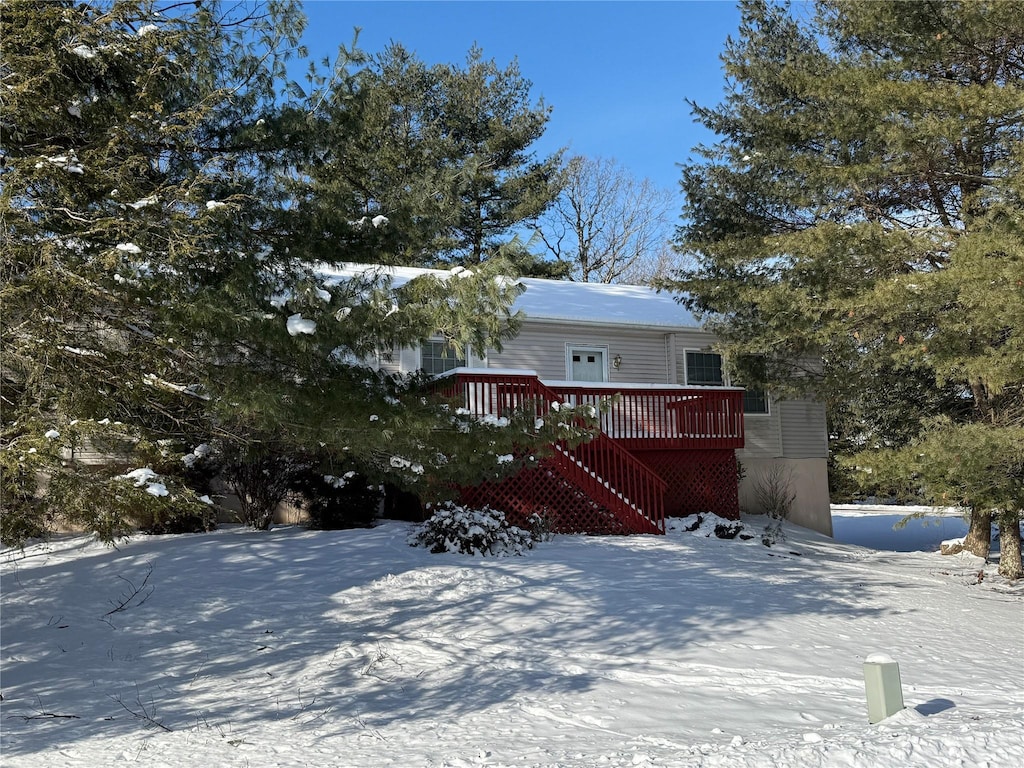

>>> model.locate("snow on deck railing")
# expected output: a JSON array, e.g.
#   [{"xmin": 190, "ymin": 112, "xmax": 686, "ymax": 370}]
[
  {"xmin": 545, "ymin": 382, "xmax": 744, "ymax": 449},
  {"xmin": 437, "ymin": 370, "xmax": 744, "ymax": 449}
]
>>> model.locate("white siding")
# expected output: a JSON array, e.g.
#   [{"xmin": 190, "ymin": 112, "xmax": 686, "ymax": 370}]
[
  {"xmin": 488, "ymin": 321, "xmax": 679, "ymax": 384},
  {"xmin": 736, "ymin": 400, "xmax": 827, "ymax": 461},
  {"xmin": 374, "ymin": 346, "xmax": 403, "ymax": 377},
  {"xmin": 383, "ymin": 322, "xmax": 828, "ymax": 464},
  {"xmin": 738, "ymin": 412, "xmax": 783, "ymax": 459},
  {"xmin": 779, "ymin": 400, "xmax": 829, "ymax": 458}
]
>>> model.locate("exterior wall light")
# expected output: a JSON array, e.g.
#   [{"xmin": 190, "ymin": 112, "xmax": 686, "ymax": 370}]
[{"xmin": 612, "ymin": 354, "xmax": 622, "ymax": 370}]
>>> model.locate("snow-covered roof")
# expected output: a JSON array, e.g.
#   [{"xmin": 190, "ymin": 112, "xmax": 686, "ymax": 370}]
[
  {"xmin": 320, "ymin": 263, "xmax": 700, "ymax": 330},
  {"xmin": 514, "ymin": 275, "xmax": 698, "ymax": 328}
]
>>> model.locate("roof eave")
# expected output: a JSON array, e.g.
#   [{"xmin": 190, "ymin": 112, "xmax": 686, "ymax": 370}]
[{"xmin": 521, "ymin": 314, "xmax": 705, "ymax": 334}]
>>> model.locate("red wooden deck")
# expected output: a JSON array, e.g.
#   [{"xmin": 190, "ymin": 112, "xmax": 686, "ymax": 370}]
[{"xmin": 440, "ymin": 370, "xmax": 745, "ymax": 535}]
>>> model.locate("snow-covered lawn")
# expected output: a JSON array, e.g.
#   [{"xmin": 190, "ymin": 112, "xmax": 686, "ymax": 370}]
[{"xmin": 2, "ymin": 507, "xmax": 1021, "ymax": 767}]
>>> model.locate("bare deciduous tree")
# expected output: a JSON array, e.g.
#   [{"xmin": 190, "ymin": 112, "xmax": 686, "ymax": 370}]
[{"xmin": 535, "ymin": 156, "xmax": 676, "ymax": 283}]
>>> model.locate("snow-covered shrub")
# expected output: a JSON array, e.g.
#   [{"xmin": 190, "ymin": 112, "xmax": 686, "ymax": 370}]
[
  {"xmin": 674, "ymin": 513, "xmax": 753, "ymax": 541},
  {"xmin": 48, "ymin": 468, "xmax": 216, "ymax": 541},
  {"xmin": 408, "ymin": 502, "xmax": 534, "ymax": 556},
  {"xmin": 0, "ymin": 422, "xmax": 216, "ymax": 546},
  {"xmin": 136, "ymin": 496, "xmax": 217, "ymax": 535},
  {"xmin": 528, "ymin": 511, "xmax": 554, "ymax": 542}
]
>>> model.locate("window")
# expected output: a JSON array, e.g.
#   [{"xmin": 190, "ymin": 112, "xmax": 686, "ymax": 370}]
[
  {"xmin": 742, "ymin": 389, "xmax": 770, "ymax": 414},
  {"xmin": 684, "ymin": 351, "xmax": 724, "ymax": 386},
  {"xmin": 736, "ymin": 354, "xmax": 770, "ymax": 415},
  {"xmin": 685, "ymin": 349, "xmax": 770, "ymax": 414},
  {"xmin": 420, "ymin": 340, "xmax": 466, "ymax": 376}
]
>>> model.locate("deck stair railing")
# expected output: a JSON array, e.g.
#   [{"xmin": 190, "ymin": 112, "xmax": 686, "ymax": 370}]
[{"xmin": 441, "ymin": 370, "xmax": 746, "ymax": 534}]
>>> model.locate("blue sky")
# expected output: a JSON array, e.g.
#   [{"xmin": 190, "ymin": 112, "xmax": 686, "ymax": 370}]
[{"xmin": 299, "ymin": 1, "xmax": 742, "ymax": 197}]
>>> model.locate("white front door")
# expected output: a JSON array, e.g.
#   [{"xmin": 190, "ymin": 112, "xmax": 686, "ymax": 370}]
[{"xmin": 569, "ymin": 347, "xmax": 606, "ymax": 382}]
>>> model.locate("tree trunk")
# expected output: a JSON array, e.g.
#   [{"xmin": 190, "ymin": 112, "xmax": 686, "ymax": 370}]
[
  {"xmin": 962, "ymin": 508, "xmax": 993, "ymax": 558},
  {"xmin": 997, "ymin": 518, "xmax": 1023, "ymax": 580}
]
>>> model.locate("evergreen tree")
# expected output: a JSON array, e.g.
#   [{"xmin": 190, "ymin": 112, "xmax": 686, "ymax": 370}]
[
  {"xmin": 294, "ymin": 43, "xmax": 562, "ymax": 268},
  {"xmin": 436, "ymin": 45, "xmax": 562, "ymax": 265},
  {"xmin": 1, "ymin": 2, "xmax": 579, "ymax": 544},
  {"xmin": 285, "ymin": 42, "xmax": 444, "ymax": 267},
  {"xmin": 669, "ymin": 0, "xmax": 1023, "ymax": 576},
  {"xmin": 1, "ymin": 0, "xmax": 308, "ymax": 541}
]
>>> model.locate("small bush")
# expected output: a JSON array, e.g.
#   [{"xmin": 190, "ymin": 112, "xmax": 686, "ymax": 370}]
[
  {"xmin": 138, "ymin": 498, "xmax": 217, "ymax": 535},
  {"xmin": 754, "ymin": 464, "xmax": 796, "ymax": 547},
  {"xmin": 527, "ymin": 511, "xmax": 554, "ymax": 542},
  {"xmin": 219, "ymin": 449, "xmax": 305, "ymax": 530},
  {"xmin": 754, "ymin": 464, "xmax": 796, "ymax": 520},
  {"xmin": 47, "ymin": 468, "xmax": 216, "ymax": 542},
  {"xmin": 291, "ymin": 469, "xmax": 382, "ymax": 530},
  {"xmin": 408, "ymin": 502, "xmax": 534, "ymax": 556}
]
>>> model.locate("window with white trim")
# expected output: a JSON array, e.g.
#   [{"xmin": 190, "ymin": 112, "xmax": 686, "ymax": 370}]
[
  {"xmin": 742, "ymin": 389, "xmax": 770, "ymax": 414},
  {"xmin": 684, "ymin": 351, "xmax": 724, "ymax": 386},
  {"xmin": 420, "ymin": 340, "xmax": 466, "ymax": 376},
  {"xmin": 684, "ymin": 350, "xmax": 769, "ymax": 415}
]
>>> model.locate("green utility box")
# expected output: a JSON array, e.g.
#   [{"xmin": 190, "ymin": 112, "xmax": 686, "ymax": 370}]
[{"xmin": 863, "ymin": 656, "xmax": 905, "ymax": 723}]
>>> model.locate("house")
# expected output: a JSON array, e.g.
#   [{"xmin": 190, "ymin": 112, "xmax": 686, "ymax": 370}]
[{"xmin": 326, "ymin": 264, "xmax": 833, "ymax": 537}]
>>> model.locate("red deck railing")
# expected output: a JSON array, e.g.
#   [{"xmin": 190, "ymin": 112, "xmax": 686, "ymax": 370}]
[
  {"xmin": 439, "ymin": 370, "xmax": 667, "ymax": 532},
  {"xmin": 439, "ymin": 371, "xmax": 744, "ymax": 448},
  {"xmin": 437, "ymin": 370, "xmax": 746, "ymax": 534},
  {"xmin": 542, "ymin": 382, "xmax": 744, "ymax": 450}
]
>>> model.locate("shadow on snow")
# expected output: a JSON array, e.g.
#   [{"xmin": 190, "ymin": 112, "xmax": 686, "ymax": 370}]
[{"xmin": 1, "ymin": 519, "xmax": 906, "ymax": 754}]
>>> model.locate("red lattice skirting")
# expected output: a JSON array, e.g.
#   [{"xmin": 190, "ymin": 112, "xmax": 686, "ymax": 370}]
[
  {"xmin": 633, "ymin": 449, "xmax": 739, "ymax": 520},
  {"xmin": 459, "ymin": 460, "xmax": 645, "ymax": 535},
  {"xmin": 459, "ymin": 449, "xmax": 738, "ymax": 534}
]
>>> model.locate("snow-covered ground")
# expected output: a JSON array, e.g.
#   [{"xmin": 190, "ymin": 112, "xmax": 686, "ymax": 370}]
[{"xmin": 2, "ymin": 506, "xmax": 1021, "ymax": 767}]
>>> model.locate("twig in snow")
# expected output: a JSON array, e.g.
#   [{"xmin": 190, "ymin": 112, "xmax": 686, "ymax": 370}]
[
  {"xmin": 11, "ymin": 696, "xmax": 81, "ymax": 722},
  {"xmin": 110, "ymin": 685, "xmax": 173, "ymax": 732},
  {"xmin": 15, "ymin": 711, "xmax": 81, "ymax": 721},
  {"xmin": 290, "ymin": 688, "xmax": 323, "ymax": 721},
  {"xmin": 188, "ymin": 654, "xmax": 209, "ymax": 688},
  {"xmin": 100, "ymin": 565, "xmax": 155, "ymax": 627},
  {"xmin": 360, "ymin": 642, "xmax": 401, "ymax": 680}
]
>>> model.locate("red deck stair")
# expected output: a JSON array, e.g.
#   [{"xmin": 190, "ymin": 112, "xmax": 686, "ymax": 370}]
[{"xmin": 440, "ymin": 370, "xmax": 745, "ymax": 535}]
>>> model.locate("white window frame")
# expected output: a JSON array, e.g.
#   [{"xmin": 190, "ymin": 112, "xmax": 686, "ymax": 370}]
[
  {"xmin": 683, "ymin": 348, "xmax": 770, "ymax": 416},
  {"xmin": 419, "ymin": 338, "xmax": 469, "ymax": 376},
  {"xmin": 682, "ymin": 349, "xmax": 726, "ymax": 387}
]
